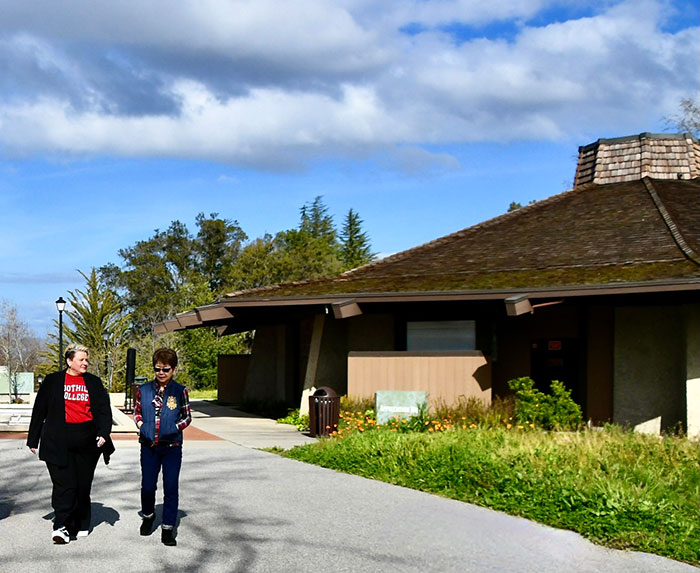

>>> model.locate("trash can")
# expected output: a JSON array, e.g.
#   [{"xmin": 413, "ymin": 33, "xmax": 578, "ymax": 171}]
[
  {"xmin": 126, "ymin": 376, "xmax": 148, "ymax": 413},
  {"xmin": 308, "ymin": 386, "xmax": 340, "ymax": 437}
]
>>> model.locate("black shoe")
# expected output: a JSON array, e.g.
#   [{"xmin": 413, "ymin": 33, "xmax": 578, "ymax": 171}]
[
  {"xmin": 140, "ymin": 515, "xmax": 155, "ymax": 536},
  {"xmin": 161, "ymin": 528, "xmax": 176, "ymax": 546}
]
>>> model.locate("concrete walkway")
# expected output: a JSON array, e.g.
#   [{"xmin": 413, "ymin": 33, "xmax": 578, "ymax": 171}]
[
  {"xmin": 186, "ymin": 400, "xmax": 318, "ymax": 449},
  {"xmin": 0, "ymin": 401, "xmax": 696, "ymax": 573}
]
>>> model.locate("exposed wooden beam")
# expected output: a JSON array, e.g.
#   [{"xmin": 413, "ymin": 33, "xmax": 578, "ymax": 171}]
[{"xmin": 331, "ymin": 299, "xmax": 362, "ymax": 319}]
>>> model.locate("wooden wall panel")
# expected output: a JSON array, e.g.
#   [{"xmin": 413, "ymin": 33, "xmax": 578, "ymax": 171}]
[{"xmin": 347, "ymin": 351, "xmax": 491, "ymax": 407}]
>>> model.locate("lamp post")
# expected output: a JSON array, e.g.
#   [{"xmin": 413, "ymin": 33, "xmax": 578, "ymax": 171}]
[
  {"xmin": 55, "ymin": 297, "xmax": 66, "ymax": 370},
  {"xmin": 102, "ymin": 331, "xmax": 111, "ymax": 390}
]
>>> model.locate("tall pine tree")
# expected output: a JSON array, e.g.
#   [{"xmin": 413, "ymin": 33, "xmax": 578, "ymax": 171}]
[
  {"xmin": 63, "ymin": 268, "xmax": 131, "ymax": 389},
  {"xmin": 339, "ymin": 208, "xmax": 375, "ymax": 269}
]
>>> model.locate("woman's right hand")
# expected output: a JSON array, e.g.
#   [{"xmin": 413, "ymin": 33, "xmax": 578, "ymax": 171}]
[{"xmin": 28, "ymin": 447, "xmax": 36, "ymax": 454}]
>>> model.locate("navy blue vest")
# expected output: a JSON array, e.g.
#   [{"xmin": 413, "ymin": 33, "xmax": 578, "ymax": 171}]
[{"xmin": 139, "ymin": 380, "xmax": 186, "ymax": 445}]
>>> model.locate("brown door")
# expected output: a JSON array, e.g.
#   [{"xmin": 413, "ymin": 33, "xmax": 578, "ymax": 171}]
[{"xmin": 530, "ymin": 338, "xmax": 582, "ymax": 405}]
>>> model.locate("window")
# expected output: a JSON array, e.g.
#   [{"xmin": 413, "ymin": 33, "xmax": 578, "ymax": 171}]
[{"xmin": 406, "ymin": 320, "xmax": 475, "ymax": 351}]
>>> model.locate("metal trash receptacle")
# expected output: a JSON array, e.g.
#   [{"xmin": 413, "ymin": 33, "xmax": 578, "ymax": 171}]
[
  {"xmin": 126, "ymin": 376, "xmax": 148, "ymax": 413},
  {"xmin": 308, "ymin": 386, "xmax": 340, "ymax": 437}
]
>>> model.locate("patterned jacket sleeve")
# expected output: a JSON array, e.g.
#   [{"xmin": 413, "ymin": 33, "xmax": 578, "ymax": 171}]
[{"xmin": 175, "ymin": 387, "xmax": 192, "ymax": 432}]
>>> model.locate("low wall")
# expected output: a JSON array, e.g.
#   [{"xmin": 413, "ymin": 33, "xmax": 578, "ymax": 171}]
[{"xmin": 347, "ymin": 351, "xmax": 491, "ymax": 407}]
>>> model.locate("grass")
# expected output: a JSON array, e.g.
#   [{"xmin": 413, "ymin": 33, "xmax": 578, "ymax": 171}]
[
  {"xmin": 188, "ymin": 389, "xmax": 218, "ymax": 400},
  {"xmin": 283, "ymin": 425, "xmax": 699, "ymax": 565}
]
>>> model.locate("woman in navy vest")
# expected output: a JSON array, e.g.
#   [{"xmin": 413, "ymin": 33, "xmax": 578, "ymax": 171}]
[{"xmin": 134, "ymin": 347, "xmax": 191, "ymax": 546}]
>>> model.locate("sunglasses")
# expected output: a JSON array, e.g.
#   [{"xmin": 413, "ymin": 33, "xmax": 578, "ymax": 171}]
[{"xmin": 154, "ymin": 367, "xmax": 172, "ymax": 373}]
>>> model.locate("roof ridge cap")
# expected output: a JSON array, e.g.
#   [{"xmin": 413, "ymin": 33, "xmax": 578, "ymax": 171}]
[{"xmin": 643, "ymin": 177, "xmax": 700, "ymax": 266}]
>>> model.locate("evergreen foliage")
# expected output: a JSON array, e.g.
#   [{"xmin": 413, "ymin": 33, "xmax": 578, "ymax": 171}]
[
  {"xmin": 34, "ymin": 198, "xmax": 374, "ymax": 390},
  {"xmin": 340, "ymin": 208, "xmax": 375, "ymax": 269},
  {"xmin": 63, "ymin": 268, "xmax": 130, "ymax": 389}
]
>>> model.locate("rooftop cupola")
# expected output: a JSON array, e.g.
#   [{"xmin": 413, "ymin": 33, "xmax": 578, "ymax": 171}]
[{"xmin": 574, "ymin": 132, "xmax": 700, "ymax": 188}]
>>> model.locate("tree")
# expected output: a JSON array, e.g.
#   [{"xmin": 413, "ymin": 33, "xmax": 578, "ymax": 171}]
[
  {"xmin": 228, "ymin": 196, "xmax": 346, "ymax": 290},
  {"xmin": 102, "ymin": 214, "xmax": 249, "ymax": 332},
  {"xmin": 507, "ymin": 200, "xmax": 536, "ymax": 213},
  {"xmin": 272, "ymin": 227, "xmax": 344, "ymax": 281},
  {"xmin": 667, "ymin": 97, "xmax": 700, "ymax": 137},
  {"xmin": 300, "ymin": 196, "xmax": 337, "ymax": 243},
  {"xmin": 194, "ymin": 212, "xmax": 247, "ymax": 293},
  {"xmin": 0, "ymin": 302, "xmax": 42, "ymax": 401},
  {"xmin": 339, "ymin": 209, "xmax": 375, "ymax": 269},
  {"xmin": 227, "ymin": 234, "xmax": 284, "ymax": 291},
  {"xmin": 175, "ymin": 328, "xmax": 252, "ymax": 389},
  {"xmin": 101, "ymin": 220, "xmax": 198, "ymax": 333},
  {"xmin": 63, "ymin": 269, "xmax": 131, "ymax": 390},
  {"xmin": 273, "ymin": 196, "xmax": 343, "ymax": 280},
  {"xmin": 98, "ymin": 198, "xmax": 376, "ymax": 392}
]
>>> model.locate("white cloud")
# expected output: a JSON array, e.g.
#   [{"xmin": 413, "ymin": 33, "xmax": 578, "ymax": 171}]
[{"xmin": 0, "ymin": 0, "xmax": 696, "ymax": 171}]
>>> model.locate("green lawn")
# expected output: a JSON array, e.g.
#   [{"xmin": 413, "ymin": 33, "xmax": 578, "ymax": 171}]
[
  {"xmin": 283, "ymin": 427, "xmax": 700, "ymax": 565},
  {"xmin": 188, "ymin": 389, "xmax": 218, "ymax": 400}
]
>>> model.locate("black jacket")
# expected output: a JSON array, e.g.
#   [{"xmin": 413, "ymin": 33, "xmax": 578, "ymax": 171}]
[{"xmin": 27, "ymin": 370, "xmax": 114, "ymax": 466}]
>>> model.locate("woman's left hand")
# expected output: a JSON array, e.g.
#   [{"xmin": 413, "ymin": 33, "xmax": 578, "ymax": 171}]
[{"xmin": 96, "ymin": 436, "xmax": 105, "ymax": 448}]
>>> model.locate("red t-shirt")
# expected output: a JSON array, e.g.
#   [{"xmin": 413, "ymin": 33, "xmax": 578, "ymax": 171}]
[{"xmin": 64, "ymin": 373, "xmax": 93, "ymax": 424}]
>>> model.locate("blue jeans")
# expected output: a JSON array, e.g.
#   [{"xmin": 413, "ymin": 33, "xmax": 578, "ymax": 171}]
[{"xmin": 140, "ymin": 444, "xmax": 182, "ymax": 527}]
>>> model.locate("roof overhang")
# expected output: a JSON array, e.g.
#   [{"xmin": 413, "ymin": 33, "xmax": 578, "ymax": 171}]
[{"xmin": 153, "ymin": 278, "xmax": 700, "ymax": 333}]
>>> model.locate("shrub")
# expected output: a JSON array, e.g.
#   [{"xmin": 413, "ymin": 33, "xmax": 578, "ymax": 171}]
[
  {"xmin": 276, "ymin": 408, "xmax": 310, "ymax": 432},
  {"xmin": 508, "ymin": 377, "xmax": 582, "ymax": 430},
  {"xmin": 341, "ymin": 395, "xmax": 375, "ymax": 413}
]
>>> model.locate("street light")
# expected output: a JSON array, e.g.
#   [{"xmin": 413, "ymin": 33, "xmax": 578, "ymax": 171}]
[
  {"xmin": 102, "ymin": 331, "xmax": 111, "ymax": 389},
  {"xmin": 56, "ymin": 297, "xmax": 66, "ymax": 370}
]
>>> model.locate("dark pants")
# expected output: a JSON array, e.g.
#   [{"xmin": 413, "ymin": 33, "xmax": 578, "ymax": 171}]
[
  {"xmin": 46, "ymin": 422, "xmax": 100, "ymax": 533},
  {"xmin": 140, "ymin": 444, "xmax": 182, "ymax": 527}
]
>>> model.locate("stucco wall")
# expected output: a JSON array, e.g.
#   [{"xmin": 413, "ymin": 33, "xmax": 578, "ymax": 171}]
[
  {"xmin": 245, "ymin": 324, "xmax": 284, "ymax": 401},
  {"xmin": 217, "ymin": 354, "xmax": 251, "ymax": 405},
  {"xmin": 614, "ymin": 306, "xmax": 685, "ymax": 432},
  {"xmin": 313, "ymin": 316, "xmax": 348, "ymax": 394},
  {"xmin": 685, "ymin": 304, "xmax": 700, "ymax": 439},
  {"xmin": 303, "ymin": 313, "xmax": 396, "ymax": 396}
]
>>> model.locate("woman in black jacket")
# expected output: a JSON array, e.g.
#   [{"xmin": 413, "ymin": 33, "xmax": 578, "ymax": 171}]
[{"xmin": 27, "ymin": 344, "xmax": 114, "ymax": 544}]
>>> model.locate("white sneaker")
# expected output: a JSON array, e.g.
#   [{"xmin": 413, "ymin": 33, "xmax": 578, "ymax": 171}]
[
  {"xmin": 52, "ymin": 527, "xmax": 70, "ymax": 544},
  {"xmin": 77, "ymin": 530, "xmax": 89, "ymax": 538}
]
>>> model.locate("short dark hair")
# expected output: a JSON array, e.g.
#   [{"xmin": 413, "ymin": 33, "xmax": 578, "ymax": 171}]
[{"xmin": 152, "ymin": 348, "xmax": 178, "ymax": 368}]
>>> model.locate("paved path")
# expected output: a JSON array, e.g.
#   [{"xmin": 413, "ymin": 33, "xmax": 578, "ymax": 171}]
[
  {"xmin": 186, "ymin": 400, "xmax": 318, "ymax": 449},
  {"xmin": 0, "ymin": 402, "xmax": 696, "ymax": 573}
]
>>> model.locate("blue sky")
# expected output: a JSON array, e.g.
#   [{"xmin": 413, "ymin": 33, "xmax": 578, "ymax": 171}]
[{"xmin": 0, "ymin": 0, "xmax": 697, "ymax": 335}]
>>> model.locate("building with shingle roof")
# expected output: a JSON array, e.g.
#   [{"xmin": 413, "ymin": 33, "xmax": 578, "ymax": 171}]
[{"xmin": 160, "ymin": 133, "xmax": 700, "ymax": 436}]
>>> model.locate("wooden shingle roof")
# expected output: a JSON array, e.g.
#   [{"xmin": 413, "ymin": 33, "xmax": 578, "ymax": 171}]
[
  {"xmin": 574, "ymin": 133, "xmax": 700, "ymax": 187},
  {"xmin": 157, "ymin": 176, "xmax": 700, "ymax": 333},
  {"xmin": 221, "ymin": 177, "xmax": 700, "ymax": 301}
]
